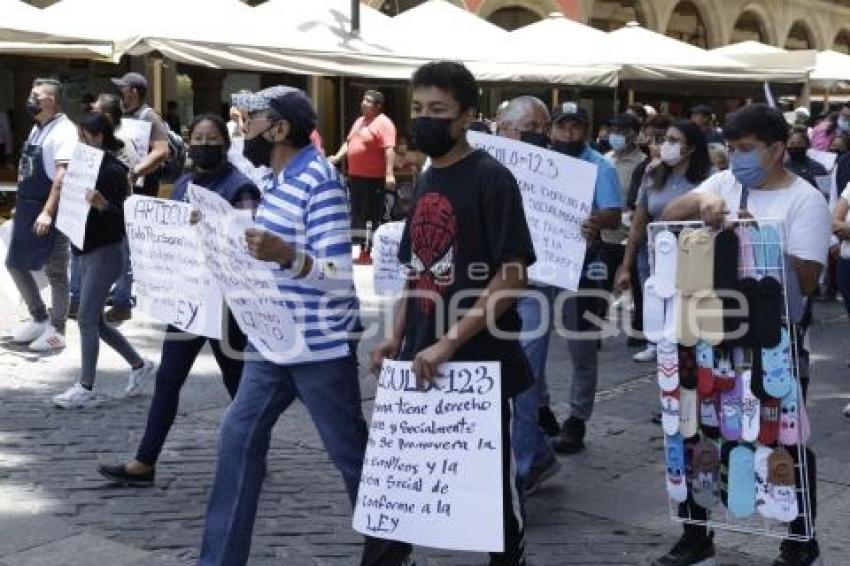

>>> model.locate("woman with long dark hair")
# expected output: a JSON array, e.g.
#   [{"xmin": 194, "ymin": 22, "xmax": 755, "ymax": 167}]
[
  {"xmin": 615, "ymin": 119, "xmax": 711, "ymax": 362},
  {"xmin": 98, "ymin": 114, "xmax": 260, "ymax": 485},
  {"xmin": 52, "ymin": 112, "xmax": 154, "ymax": 408}
]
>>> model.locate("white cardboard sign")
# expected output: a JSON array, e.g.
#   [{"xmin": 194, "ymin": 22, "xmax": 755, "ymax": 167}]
[
  {"xmin": 353, "ymin": 359, "xmax": 503, "ymax": 553},
  {"xmin": 124, "ymin": 195, "xmax": 223, "ymax": 339},
  {"xmin": 467, "ymin": 131, "xmax": 597, "ymax": 291},
  {"xmin": 56, "ymin": 143, "xmax": 102, "ymax": 249},
  {"xmin": 189, "ymin": 183, "xmax": 307, "ymax": 362},
  {"xmin": 372, "ymin": 221, "xmax": 407, "ymax": 296}
]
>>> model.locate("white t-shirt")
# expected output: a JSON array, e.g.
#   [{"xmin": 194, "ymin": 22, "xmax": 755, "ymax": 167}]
[
  {"xmin": 694, "ymin": 169, "xmax": 831, "ymax": 267},
  {"xmin": 25, "ymin": 114, "xmax": 78, "ymax": 182}
]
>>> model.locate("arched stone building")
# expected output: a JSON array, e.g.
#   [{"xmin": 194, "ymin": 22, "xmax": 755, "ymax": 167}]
[{"xmin": 368, "ymin": 0, "xmax": 850, "ymax": 51}]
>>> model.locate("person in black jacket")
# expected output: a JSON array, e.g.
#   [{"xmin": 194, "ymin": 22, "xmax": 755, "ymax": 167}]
[
  {"xmin": 98, "ymin": 114, "xmax": 260, "ymax": 487},
  {"xmin": 787, "ymin": 127, "xmax": 828, "ymax": 196},
  {"xmin": 52, "ymin": 113, "xmax": 155, "ymax": 409}
]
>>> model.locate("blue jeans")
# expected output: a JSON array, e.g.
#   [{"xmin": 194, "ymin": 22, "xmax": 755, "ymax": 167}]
[
  {"xmin": 135, "ymin": 318, "xmax": 245, "ymax": 466},
  {"xmin": 198, "ymin": 350, "xmax": 368, "ymax": 566},
  {"xmin": 69, "ymin": 252, "xmax": 81, "ymax": 306},
  {"xmin": 514, "ymin": 285, "xmax": 557, "ymax": 483},
  {"xmin": 110, "ymin": 238, "xmax": 133, "ymax": 309},
  {"xmin": 77, "ymin": 241, "xmax": 142, "ymax": 388},
  {"xmin": 837, "ymin": 258, "xmax": 850, "ymax": 316},
  {"xmin": 538, "ymin": 289, "xmax": 602, "ymax": 421}
]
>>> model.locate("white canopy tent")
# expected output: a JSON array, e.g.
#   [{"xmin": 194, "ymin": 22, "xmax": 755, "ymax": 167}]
[
  {"xmin": 0, "ymin": 0, "xmax": 114, "ymax": 59},
  {"xmin": 810, "ymin": 49, "xmax": 850, "ymax": 89},
  {"xmin": 711, "ymin": 41, "xmax": 814, "ymax": 80},
  {"xmin": 606, "ymin": 22, "xmax": 777, "ymax": 82}
]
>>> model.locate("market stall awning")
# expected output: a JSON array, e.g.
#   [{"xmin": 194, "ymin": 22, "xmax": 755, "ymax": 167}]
[
  {"xmin": 0, "ymin": 0, "xmax": 115, "ymax": 60},
  {"xmin": 711, "ymin": 41, "xmax": 814, "ymax": 80},
  {"xmin": 810, "ymin": 49, "xmax": 850, "ymax": 89}
]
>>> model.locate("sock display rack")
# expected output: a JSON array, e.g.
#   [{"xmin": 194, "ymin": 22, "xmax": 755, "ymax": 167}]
[{"xmin": 645, "ymin": 219, "xmax": 814, "ymax": 541}]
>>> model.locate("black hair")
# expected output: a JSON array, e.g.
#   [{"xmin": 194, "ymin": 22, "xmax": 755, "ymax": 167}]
[
  {"xmin": 265, "ymin": 108, "xmax": 311, "ymax": 149},
  {"xmin": 649, "ymin": 119, "xmax": 711, "ymax": 189},
  {"xmin": 364, "ymin": 89, "xmax": 385, "ymax": 106},
  {"xmin": 627, "ymin": 103, "xmax": 648, "ymax": 122},
  {"xmin": 80, "ymin": 111, "xmax": 123, "ymax": 153},
  {"xmin": 644, "ymin": 113, "xmax": 673, "ymax": 132},
  {"xmin": 789, "ymin": 126, "xmax": 811, "ymax": 147},
  {"xmin": 188, "ymin": 114, "xmax": 232, "ymax": 151},
  {"xmin": 95, "ymin": 93, "xmax": 123, "ymax": 128},
  {"xmin": 167, "ymin": 100, "xmax": 178, "ymax": 110},
  {"xmin": 411, "ymin": 61, "xmax": 479, "ymax": 113},
  {"xmin": 723, "ymin": 103, "xmax": 789, "ymax": 146}
]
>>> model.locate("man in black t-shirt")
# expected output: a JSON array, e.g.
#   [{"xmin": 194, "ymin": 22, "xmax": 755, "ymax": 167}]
[{"xmin": 366, "ymin": 61, "xmax": 534, "ymax": 566}]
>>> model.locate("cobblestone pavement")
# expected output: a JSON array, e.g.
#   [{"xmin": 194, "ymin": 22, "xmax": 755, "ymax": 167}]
[{"xmin": 1, "ymin": 281, "xmax": 848, "ymax": 565}]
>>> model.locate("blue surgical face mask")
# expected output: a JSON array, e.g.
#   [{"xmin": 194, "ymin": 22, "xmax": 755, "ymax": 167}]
[
  {"xmin": 730, "ymin": 148, "xmax": 767, "ymax": 188},
  {"xmin": 839, "ymin": 117, "xmax": 850, "ymax": 133},
  {"xmin": 609, "ymin": 133, "xmax": 626, "ymax": 151}
]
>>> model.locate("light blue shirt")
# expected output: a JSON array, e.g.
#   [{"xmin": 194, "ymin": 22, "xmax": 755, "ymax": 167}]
[{"xmin": 580, "ymin": 145, "xmax": 623, "ymax": 210}]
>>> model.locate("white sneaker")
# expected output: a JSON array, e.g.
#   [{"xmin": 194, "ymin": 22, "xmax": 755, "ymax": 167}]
[
  {"xmin": 843, "ymin": 402, "xmax": 850, "ymax": 418},
  {"xmin": 633, "ymin": 344, "xmax": 657, "ymax": 363},
  {"xmin": 53, "ymin": 383, "xmax": 98, "ymax": 409},
  {"xmin": 28, "ymin": 325, "xmax": 66, "ymax": 352},
  {"xmin": 12, "ymin": 320, "xmax": 48, "ymax": 344},
  {"xmin": 125, "ymin": 360, "xmax": 155, "ymax": 397}
]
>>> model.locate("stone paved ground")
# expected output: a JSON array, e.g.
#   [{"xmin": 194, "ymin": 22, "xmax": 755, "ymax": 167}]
[{"xmin": 1, "ymin": 276, "xmax": 849, "ymax": 565}]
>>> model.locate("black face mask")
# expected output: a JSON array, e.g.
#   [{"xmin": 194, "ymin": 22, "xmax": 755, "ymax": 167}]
[
  {"xmin": 551, "ymin": 140, "xmax": 585, "ymax": 158},
  {"xmin": 410, "ymin": 116, "xmax": 457, "ymax": 158},
  {"xmin": 520, "ymin": 131, "xmax": 550, "ymax": 148},
  {"xmin": 638, "ymin": 143, "xmax": 651, "ymax": 155},
  {"xmin": 243, "ymin": 129, "xmax": 274, "ymax": 167},
  {"xmin": 26, "ymin": 97, "xmax": 42, "ymax": 119},
  {"xmin": 787, "ymin": 147, "xmax": 807, "ymax": 162},
  {"xmin": 190, "ymin": 144, "xmax": 226, "ymax": 171}
]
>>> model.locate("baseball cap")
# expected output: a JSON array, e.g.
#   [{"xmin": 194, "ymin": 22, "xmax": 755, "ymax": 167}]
[
  {"xmin": 552, "ymin": 101, "xmax": 589, "ymax": 125},
  {"xmin": 269, "ymin": 89, "xmax": 318, "ymax": 132},
  {"xmin": 110, "ymin": 72, "xmax": 148, "ymax": 90},
  {"xmin": 233, "ymin": 86, "xmax": 317, "ymax": 132}
]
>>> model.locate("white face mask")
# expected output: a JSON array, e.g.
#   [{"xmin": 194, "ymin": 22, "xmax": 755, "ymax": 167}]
[{"xmin": 660, "ymin": 141, "xmax": 684, "ymax": 166}]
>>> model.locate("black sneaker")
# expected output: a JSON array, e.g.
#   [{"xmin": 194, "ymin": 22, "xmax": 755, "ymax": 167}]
[
  {"xmin": 772, "ymin": 539, "xmax": 822, "ymax": 566},
  {"xmin": 67, "ymin": 303, "xmax": 79, "ymax": 320},
  {"xmin": 552, "ymin": 416, "xmax": 586, "ymax": 455},
  {"xmin": 652, "ymin": 531, "xmax": 716, "ymax": 566},
  {"xmin": 538, "ymin": 406, "xmax": 560, "ymax": 437},
  {"xmin": 104, "ymin": 306, "xmax": 132, "ymax": 323},
  {"xmin": 98, "ymin": 464, "xmax": 154, "ymax": 487},
  {"xmin": 523, "ymin": 455, "xmax": 561, "ymax": 496}
]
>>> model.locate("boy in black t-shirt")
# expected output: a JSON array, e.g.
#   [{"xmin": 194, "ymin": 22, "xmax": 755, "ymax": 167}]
[{"xmin": 365, "ymin": 61, "xmax": 535, "ymax": 566}]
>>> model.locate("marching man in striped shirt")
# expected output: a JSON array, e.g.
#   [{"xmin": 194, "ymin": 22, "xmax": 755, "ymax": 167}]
[{"xmin": 198, "ymin": 86, "xmax": 369, "ymax": 565}]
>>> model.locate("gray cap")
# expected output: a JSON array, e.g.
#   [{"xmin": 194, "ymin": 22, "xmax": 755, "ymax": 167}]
[
  {"xmin": 110, "ymin": 72, "xmax": 148, "ymax": 90},
  {"xmin": 233, "ymin": 86, "xmax": 317, "ymax": 131}
]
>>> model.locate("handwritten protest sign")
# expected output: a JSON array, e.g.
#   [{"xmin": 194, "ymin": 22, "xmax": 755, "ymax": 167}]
[
  {"xmin": 467, "ymin": 131, "xmax": 597, "ymax": 291},
  {"xmin": 353, "ymin": 360, "xmax": 503, "ymax": 553},
  {"xmin": 189, "ymin": 183, "xmax": 307, "ymax": 363},
  {"xmin": 56, "ymin": 143, "xmax": 101, "ymax": 249},
  {"xmin": 120, "ymin": 118, "xmax": 152, "ymax": 160},
  {"xmin": 124, "ymin": 195, "xmax": 222, "ymax": 338},
  {"xmin": 120, "ymin": 118, "xmax": 151, "ymax": 188},
  {"xmin": 373, "ymin": 221, "xmax": 407, "ymax": 296}
]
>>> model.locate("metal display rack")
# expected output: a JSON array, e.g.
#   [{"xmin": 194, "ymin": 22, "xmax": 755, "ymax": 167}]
[{"xmin": 647, "ymin": 218, "xmax": 814, "ymax": 542}]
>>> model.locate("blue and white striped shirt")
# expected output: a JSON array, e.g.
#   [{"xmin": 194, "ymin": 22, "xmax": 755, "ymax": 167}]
[{"xmin": 254, "ymin": 144, "xmax": 359, "ymax": 365}]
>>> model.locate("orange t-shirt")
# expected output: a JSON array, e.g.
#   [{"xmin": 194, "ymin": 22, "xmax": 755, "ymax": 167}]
[{"xmin": 346, "ymin": 113, "xmax": 396, "ymax": 179}]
